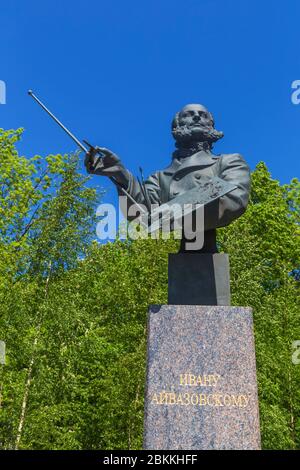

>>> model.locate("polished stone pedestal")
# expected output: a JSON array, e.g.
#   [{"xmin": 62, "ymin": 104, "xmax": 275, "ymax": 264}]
[{"xmin": 143, "ymin": 305, "xmax": 261, "ymax": 450}]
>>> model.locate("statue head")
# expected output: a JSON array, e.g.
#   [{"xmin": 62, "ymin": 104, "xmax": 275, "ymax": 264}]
[{"xmin": 172, "ymin": 104, "xmax": 224, "ymax": 150}]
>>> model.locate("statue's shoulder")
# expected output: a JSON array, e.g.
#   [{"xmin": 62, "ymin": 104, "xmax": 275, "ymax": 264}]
[{"xmin": 216, "ymin": 152, "xmax": 249, "ymax": 169}]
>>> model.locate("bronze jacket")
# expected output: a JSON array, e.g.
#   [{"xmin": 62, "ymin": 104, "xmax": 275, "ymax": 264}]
[{"xmin": 116, "ymin": 150, "xmax": 251, "ymax": 231}]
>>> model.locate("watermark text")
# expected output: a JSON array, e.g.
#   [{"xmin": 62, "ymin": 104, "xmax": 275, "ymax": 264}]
[{"xmin": 0, "ymin": 80, "xmax": 6, "ymax": 104}]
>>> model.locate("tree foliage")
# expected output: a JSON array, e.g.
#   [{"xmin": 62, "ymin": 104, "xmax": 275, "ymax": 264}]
[{"xmin": 0, "ymin": 129, "xmax": 299, "ymax": 449}]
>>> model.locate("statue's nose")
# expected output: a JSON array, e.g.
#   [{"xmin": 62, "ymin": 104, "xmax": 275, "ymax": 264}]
[{"xmin": 193, "ymin": 114, "xmax": 200, "ymax": 122}]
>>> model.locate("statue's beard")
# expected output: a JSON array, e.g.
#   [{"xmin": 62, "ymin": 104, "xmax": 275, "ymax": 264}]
[{"xmin": 172, "ymin": 124, "xmax": 223, "ymax": 149}]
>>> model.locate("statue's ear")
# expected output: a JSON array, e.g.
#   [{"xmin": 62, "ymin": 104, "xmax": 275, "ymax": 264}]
[
  {"xmin": 171, "ymin": 112, "xmax": 180, "ymax": 130},
  {"xmin": 208, "ymin": 112, "xmax": 215, "ymax": 126}
]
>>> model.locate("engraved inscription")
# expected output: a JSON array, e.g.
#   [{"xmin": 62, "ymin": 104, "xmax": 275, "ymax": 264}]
[
  {"xmin": 179, "ymin": 373, "xmax": 220, "ymax": 387},
  {"xmin": 151, "ymin": 373, "xmax": 251, "ymax": 408}
]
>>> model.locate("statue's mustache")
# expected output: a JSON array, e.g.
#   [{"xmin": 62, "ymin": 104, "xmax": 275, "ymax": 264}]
[{"xmin": 188, "ymin": 122, "xmax": 205, "ymax": 128}]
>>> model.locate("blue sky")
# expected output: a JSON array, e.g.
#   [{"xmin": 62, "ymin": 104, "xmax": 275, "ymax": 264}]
[{"xmin": 0, "ymin": 0, "xmax": 299, "ymax": 207}]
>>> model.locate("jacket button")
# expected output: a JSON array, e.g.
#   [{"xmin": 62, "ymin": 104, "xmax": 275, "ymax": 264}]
[
  {"xmin": 174, "ymin": 176, "xmax": 180, "ymax": 181},
  {"xmin": 195, "ymin": 174, "xmax": 201, "ymax": 179}
]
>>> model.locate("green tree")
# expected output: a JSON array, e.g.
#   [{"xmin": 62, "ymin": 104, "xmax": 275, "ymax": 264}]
[{"xmin": 0, "ymin": 128, "xmax": 98, "ymax": 449}]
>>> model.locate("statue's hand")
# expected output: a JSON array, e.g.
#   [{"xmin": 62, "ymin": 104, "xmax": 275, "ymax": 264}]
[
  {"xmin": 85, "ymin": 147, "xmax": 121, "ymax": 175},
  {"xmin": 84, "ymin": 146, "xmax": 129, "ymax": 186}
]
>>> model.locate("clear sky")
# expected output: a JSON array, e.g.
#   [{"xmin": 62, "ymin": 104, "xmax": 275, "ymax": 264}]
[{"xmin": 1, "ymin": 0, "xmax": 299, "ymax": 207}]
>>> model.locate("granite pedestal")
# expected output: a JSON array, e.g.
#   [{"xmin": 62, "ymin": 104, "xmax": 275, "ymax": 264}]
[{"xmin": 143, "ymin": 305, "xmax": 261, "ymax": 450}]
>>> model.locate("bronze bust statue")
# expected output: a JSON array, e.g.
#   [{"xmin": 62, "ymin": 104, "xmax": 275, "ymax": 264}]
[{"xmin": 85, "ymin": 103, "xmax": 250, "ymax": 253}]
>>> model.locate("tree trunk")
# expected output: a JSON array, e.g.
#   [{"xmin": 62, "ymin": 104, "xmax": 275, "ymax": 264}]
[{"xmin": 14, "ymin": 262, "xmax": 52, "ymax": 450}]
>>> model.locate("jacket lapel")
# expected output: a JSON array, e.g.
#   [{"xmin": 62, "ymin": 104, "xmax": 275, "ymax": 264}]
[{"xmin": 162, "ymin": 150, "xmax": 218, "ymax": 177}]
